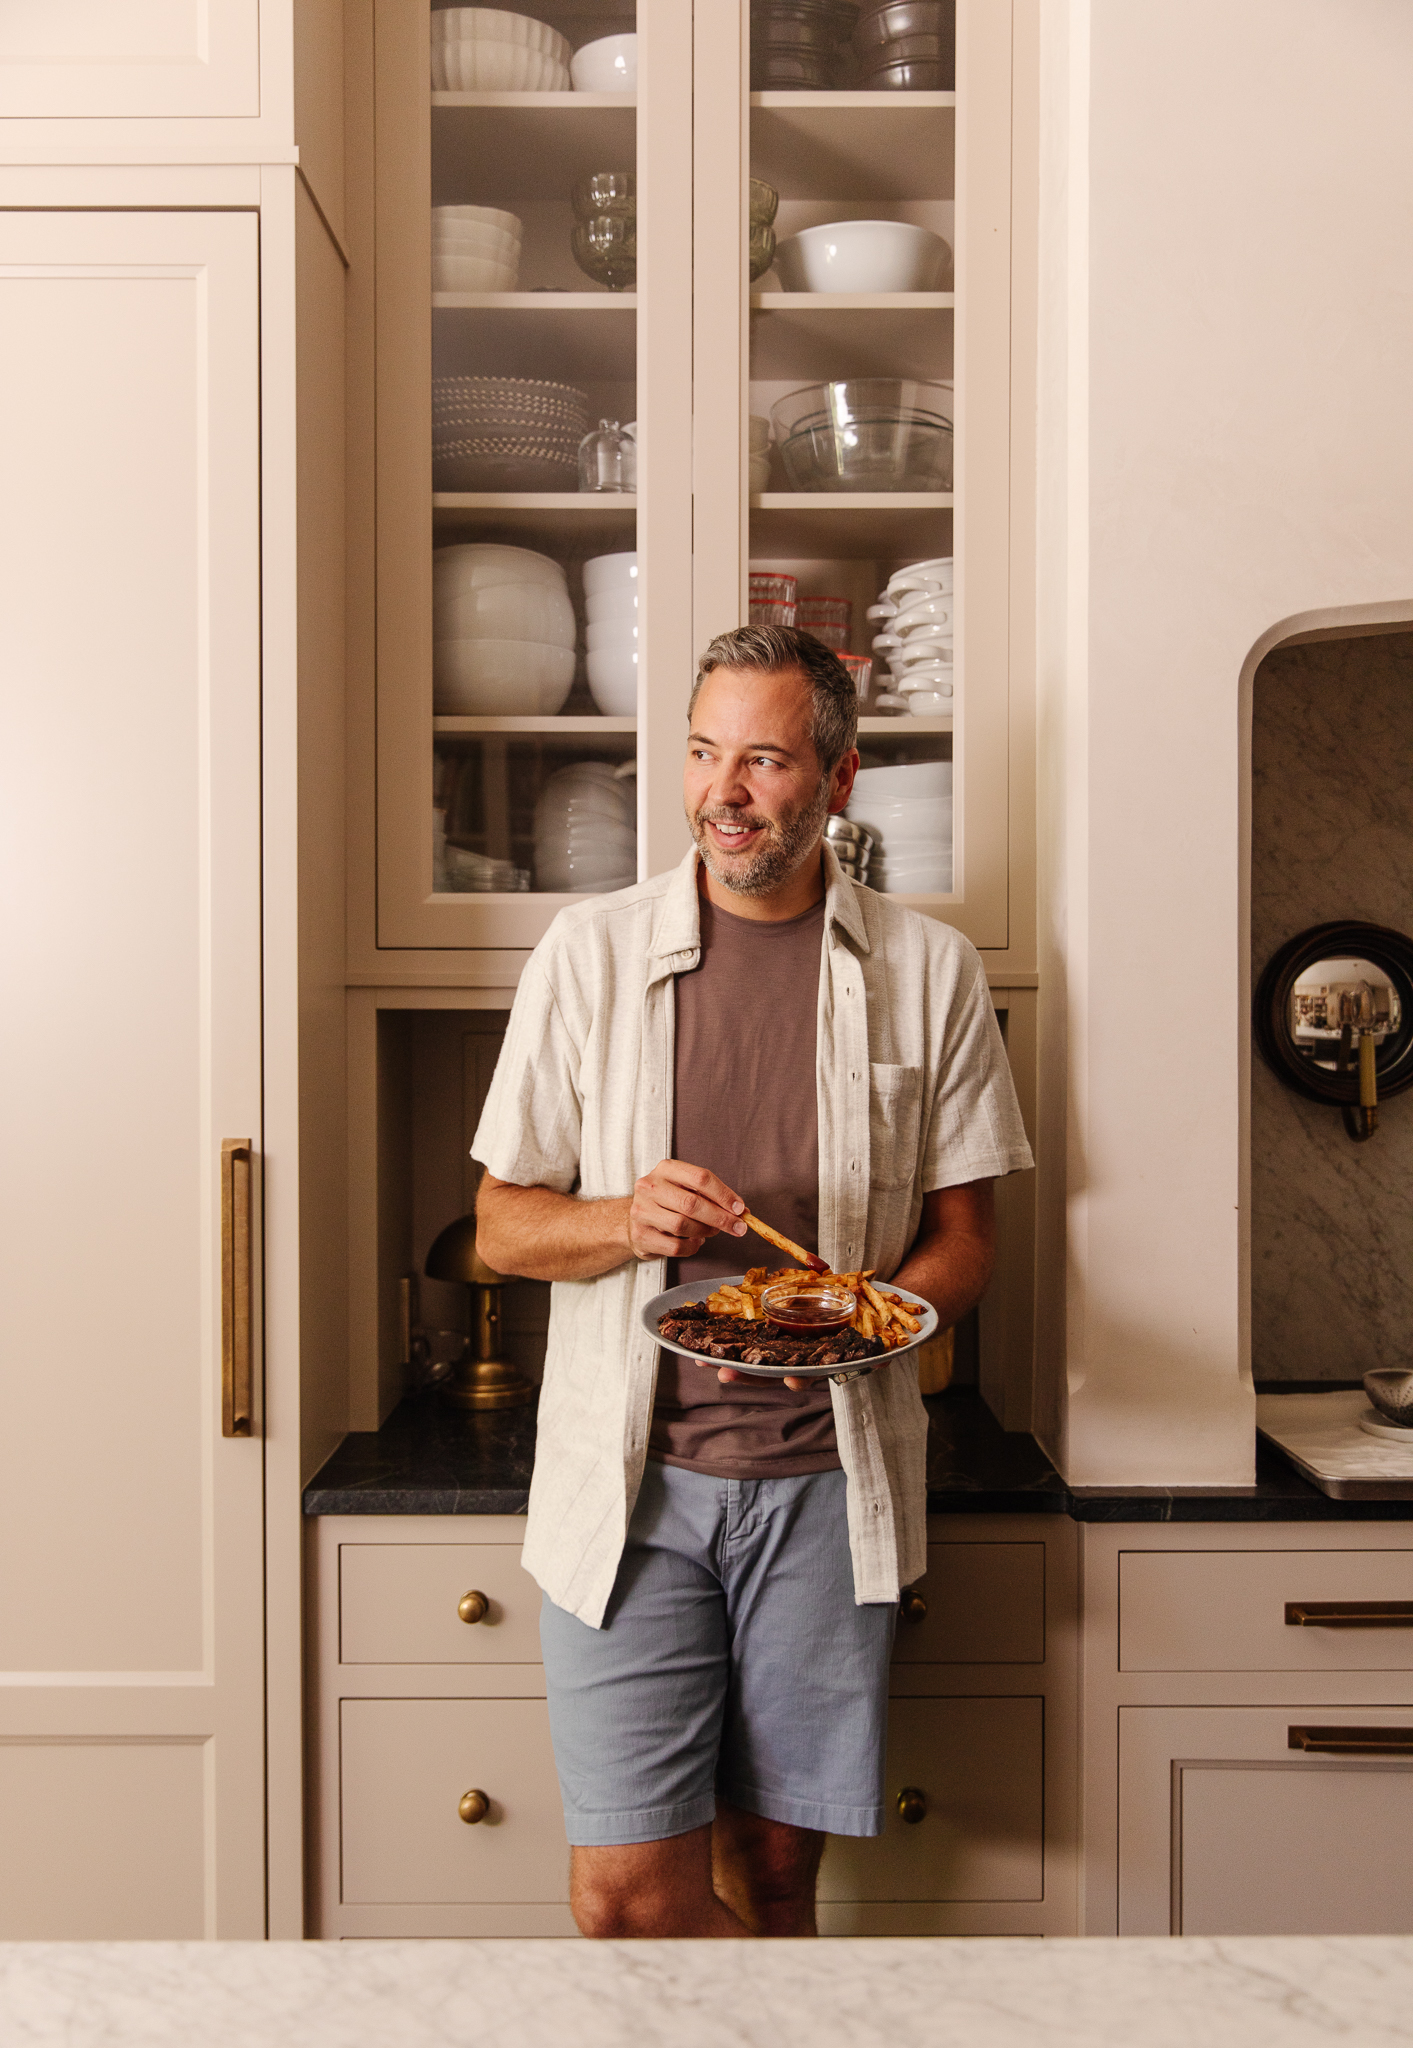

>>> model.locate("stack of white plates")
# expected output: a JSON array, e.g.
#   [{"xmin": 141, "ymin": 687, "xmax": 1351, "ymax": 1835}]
[
  {"xmin": 433, "ymin": 543, "xmax": 576, "ymax": 714},
  {"xmin": 845, "ymin": 760, "xmax": 952, "ymax": 893},
  {"xmin": 534, "ymin": 761, "xmax": 637, "ymax": 892},
  {"xmin": 867, "ymin": 556, "xmax": 955, "ymax": 718},
  {"xmin": 432, "ymin": 205, "xmax": 522, "ymax": 292},
  {"xmin": 430, "ymin": 8, "xmax": 572, "ymax": 91},
  {"xmin": 433, "ymin": 376, "xmax": 589, "ymax": 492},
  {"xmin": 582, "ymin": 550, "xmax": 639, "ymax": 716}
]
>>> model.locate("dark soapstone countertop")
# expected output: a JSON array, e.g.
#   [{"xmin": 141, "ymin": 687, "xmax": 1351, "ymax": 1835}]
[{"xmin": 302, "ymin": 1385, "xmax": 1413, "ymax": 1521}]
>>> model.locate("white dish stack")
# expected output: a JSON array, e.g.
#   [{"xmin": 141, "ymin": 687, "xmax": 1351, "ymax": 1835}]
[
  {"xmin": 582, "ymin": 550, "xmax": 639, "ymax": 717},
  {"xmin": 432, "ymin": 543, "xmax": 576, "ymax": 714},
  {"xmin": 432, "ymin": 205, "xmax": 522, "ymax": 293},
  {"xmin": 868, "ymin": 555, "xmax": 955, "ymax": 718},
  {"xmin": 534, "ymin": 761, "xmax": 637, "ymax": 893},
  {"xmin": 432, "ymin": 376, "xmax": 590, "ymax": 492},
  {"xmin": 845, "ymin": 760, "xmax": 953, "ymax": 894},
  {"xmin": 430, "ymin": 8, "xmax": 572, "ymax": 91}
]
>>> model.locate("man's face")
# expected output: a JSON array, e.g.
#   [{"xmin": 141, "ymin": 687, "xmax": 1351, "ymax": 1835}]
[{"xmin": 683, "ymin": 665, "xmax": 856, "ymax": 899}]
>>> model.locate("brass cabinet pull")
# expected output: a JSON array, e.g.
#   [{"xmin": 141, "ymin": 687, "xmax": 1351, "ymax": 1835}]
[
  {"xmin": 458, "ymin": 1789, "xmax": 490, "ymax": 1824},
  {"xmin": 896, "ymin": 1786, "xmax": 928, "ymax": 1825},
  {"xmin": 899, "ymin": 1586, "xmax": 927, "ymax": 1624},
  {"xmin": 1288, "ymin": 1724, "xmax": 1413, "ymax": 1756},
  {"xmin": 458, "ymin": 1590, "xmax": 489, "ymax": 1625},
  {"xmin": 221, "ymin": 1140, "xmax": 254, "ymax": 1438},
  {"xmin": 1285, "ymin": 1600, "xmax": 1413, "ymax": 1628}
]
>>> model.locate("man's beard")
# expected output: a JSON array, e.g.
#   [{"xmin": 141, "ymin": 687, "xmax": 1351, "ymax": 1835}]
[{"xmin": 688, "ymin": 777, "xmax": 832, "ymax": 898}]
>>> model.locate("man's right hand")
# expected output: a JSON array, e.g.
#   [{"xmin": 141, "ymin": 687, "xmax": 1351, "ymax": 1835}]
[{"xmin": 627, "ymin": 1159, "xmax": 749, "ymax": 1263}]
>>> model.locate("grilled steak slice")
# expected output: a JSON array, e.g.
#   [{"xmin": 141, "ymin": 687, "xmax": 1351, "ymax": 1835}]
[{"xmin": 658, "ymin": 1305, "xmax": 879, "ymax": 1370}]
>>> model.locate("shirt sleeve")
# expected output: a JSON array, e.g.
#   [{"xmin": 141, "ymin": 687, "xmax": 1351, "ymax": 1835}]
[
  {"xmin": 920, "ymin": 943, "xmax": 1035, "ymax": 1191},
  {"xmin": 470, "ymin": 941, "xmax": 584, "ymax": 1194}
]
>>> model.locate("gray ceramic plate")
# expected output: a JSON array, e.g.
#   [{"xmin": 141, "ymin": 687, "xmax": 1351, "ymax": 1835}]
[{"xmin": 644, "ymin": 1275, "xmax": 939, "ymax": 1383}]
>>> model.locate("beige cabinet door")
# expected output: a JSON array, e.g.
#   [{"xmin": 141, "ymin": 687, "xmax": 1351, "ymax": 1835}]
[
  {"xmin": 0, "ymin": 1, "xmax": 259, "ymax": 118},
  {"xmin": 0, "ymin": 210, "xmax": 265, "ymax": 1936},
  {"xmin": 1119, "ymin": 1706, "xmax": 1413, "ymax": 1935},
  {"xmin": 818, "ymin": 1697, "xmax": 1044, "ymax": 1903}
]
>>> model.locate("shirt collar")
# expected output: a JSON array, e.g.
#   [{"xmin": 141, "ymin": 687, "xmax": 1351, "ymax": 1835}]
[{"xmin": 647, "ymin": 839, "xmax": 871, "ymax": 972}]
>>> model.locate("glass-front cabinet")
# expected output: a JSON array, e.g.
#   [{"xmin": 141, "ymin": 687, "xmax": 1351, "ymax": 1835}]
[{"xmin": 370, "ymin": 0, "xmax": 1013, "ymax": 955}]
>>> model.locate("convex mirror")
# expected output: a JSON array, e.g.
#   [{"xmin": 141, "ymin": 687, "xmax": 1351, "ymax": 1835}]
[{"xmin": 1255, "ymin": 921, "xmax": 1413, "ymax": 1141}]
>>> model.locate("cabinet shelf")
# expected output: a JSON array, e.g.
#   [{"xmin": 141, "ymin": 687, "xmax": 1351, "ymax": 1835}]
[
  {"xmin": 750, "ymin": 295, "xmax": 954, "ymax": 381},
  {"xmin": 751, "ymin": 96, "xmax": 955, "ymax": 202},
  {"xmin": 432, "ymin": 294, "xmax": 636, "ymax": 379},
  {"xmin": 432, "ymin": 95, "xmax": 636, "ymax": 200},
  {"xmin": 750, "ymin": 493, "xmax": 953, "ymax": 556},
  {"xmin": 432, "ymin": 494, "xmax": 636, "ymax": 538},
  {"xmin": 433, "ymin": 717, "xmax": 635, "ymax": 737},
  {"xmin": 858, "ymin": 717, "xmax": 953, "ymax": 734}
]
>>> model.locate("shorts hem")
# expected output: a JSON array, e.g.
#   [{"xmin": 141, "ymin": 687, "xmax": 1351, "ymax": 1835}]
[
  {"xmin": 562, "ymin": 1793, "xmax": 717, "ymax": 1848},
  {"xmin": 719, "ymin": 1781, "xmax": 885, "ymax": 1839}
]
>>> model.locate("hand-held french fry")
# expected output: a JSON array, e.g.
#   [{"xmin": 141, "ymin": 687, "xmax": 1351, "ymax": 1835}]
[
  {"xmin": 741, "ymin": 1210, "xmax": 829, "ymax": 1273},
  {"xmin": 701, "ymin": 1266, "xmax": 923, "ymax": 1351}
]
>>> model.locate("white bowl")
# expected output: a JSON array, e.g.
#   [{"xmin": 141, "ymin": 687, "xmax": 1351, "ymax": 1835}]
[
  {"xmin": 430, "ymin": 9, "xmax": 571, "ymax": 59},
  {"xmin": 749, "ymin": 413, "xmax": 772, "ymax": 453},
  {"xmin": 434, "ymin": 580, "xmax": 576, "ymax": 645},
  {"xmin": 891, "ymin": 593, "xmax": 954, "ymax": 631},
  {"xmin": 432, "ymin": 215, "xmax": 521, "ymax": 250},
  {"xmin": 749, "ymin": 453, "xmax": 771, "ymax": 493},
  {"xmin": 897, "ymin": 665, "xmax": 955, "ymax": 692},
  {"xmin": 434, "ymin": 542, "xmax": 566, "ymax": 592},
  {"xmin": 431, "ymin": 40, "xmax": 570, "ymax": 91},
  {"xmin": 888, "ymin": 558, "xmax": 954, "ymax": 596},
  {"xmin": 874, "ymin": 863, "xmax": 952, "ymax": 894},
  {"xmin": 432, "ymin": 255, "xmax": 520, "ymax": 293},
  {"xmin": 586, "ymin": 646, "xmax": 639, "ymax": 715},
  {"xmin": 570, "ymin": 32, "xmax": 637, "ymax": 91},
  {"xmin": 432, "ymin": 203, "xmax": 523, "ymax": 236},
  {"xmin": 907, "ymin": 692, "xmax": 955, "ymax": 718},
  {"xmin": 774, "ymin": 220, "xmax": 951, "ymax": 295},
  {"xmin": 893, "ymin": 636, "xmax": 954, "ymax": 667},
  {"xmin": 585, "ymin": 585, "xmax": 640, "ymax": 623},
  {"xmin": 433, "ymin": 637, "xmax": 575, "ymax": 714},
  {"xmin": 583, "ymin": 550, "xmax": 638, "ymax": 596},
  {"xmin": 850, "ymin": 761, "xmax": 953, "ymax": 800},
  {"xmin": 536, "ymin": 852, "xmax": 637, "ymax": 892},
  {"xmin": 585, "ymin": 618, "xmax": 639, "ymax": 652}
]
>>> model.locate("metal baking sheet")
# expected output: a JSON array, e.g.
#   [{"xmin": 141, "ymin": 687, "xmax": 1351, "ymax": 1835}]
[
  {"xmin": 1256, "ymin": 1390, "xmax": 1413, "ymax": 1499},
  {"xmin": 645, "ymin": 1275, "xmax": 939, "ymax": 1383}
]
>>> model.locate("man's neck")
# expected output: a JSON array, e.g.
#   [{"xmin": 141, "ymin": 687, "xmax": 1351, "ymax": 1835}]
[{"xmin": 697, "ymin": 844, "xmax": 827, "ymax": 923}]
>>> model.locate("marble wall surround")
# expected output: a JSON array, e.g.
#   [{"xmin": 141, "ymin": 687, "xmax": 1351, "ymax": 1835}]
[{"xmin": 1250, "ymin": 631, "xmax": 1413, "ymax": 1380}]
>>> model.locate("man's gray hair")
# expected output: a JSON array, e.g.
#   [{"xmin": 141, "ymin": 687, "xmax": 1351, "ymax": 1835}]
[{"xmin": 690, "ymin": 624, "xmax": 859, "ymax": 776}]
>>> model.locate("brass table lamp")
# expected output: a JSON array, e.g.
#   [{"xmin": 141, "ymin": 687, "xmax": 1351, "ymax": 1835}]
[{"xmin": 424, "ymin": 1213, "xmax": 536, "ymax": 1410}]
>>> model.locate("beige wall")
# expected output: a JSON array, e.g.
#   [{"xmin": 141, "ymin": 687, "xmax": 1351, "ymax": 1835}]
[{"xmin": 1036, "ymin": 0, "xmax": 1413, "ymax": 1482}]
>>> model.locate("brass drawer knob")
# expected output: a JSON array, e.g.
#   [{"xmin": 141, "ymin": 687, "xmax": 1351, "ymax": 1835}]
[
  {"xmin": 897, "ymin": 1786, "xmax": 928, "ymax": 1825},
  {"xmin": 899, "ymin": 1586, "xmax": 927, "ymax": 1624},
  {"xmin": 458, "ymin": 1590, "xmax": 489, "ymax": 1625},
  {"xmin": 458, "ymin": 1789, "xmax": 490, "ymax": 1824}
]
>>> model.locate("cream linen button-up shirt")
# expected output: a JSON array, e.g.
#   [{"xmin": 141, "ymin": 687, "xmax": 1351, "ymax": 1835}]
[{"xmin": 471, "ymin": 844, "xmax": 1034, "ymax": 1628}]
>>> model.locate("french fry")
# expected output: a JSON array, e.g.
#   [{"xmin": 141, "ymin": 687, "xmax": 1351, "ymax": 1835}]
[{"xmin": 741, "ymin": 1211, "xmax": 829, "ymax": 1273}]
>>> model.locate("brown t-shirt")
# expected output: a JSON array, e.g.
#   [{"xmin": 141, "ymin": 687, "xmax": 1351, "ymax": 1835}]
[{"xmin": 650, "ymin": 891, "xmax": 840, "ymax": 1478}]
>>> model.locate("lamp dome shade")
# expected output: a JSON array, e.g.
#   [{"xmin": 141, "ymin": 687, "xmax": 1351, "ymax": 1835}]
[{"xmin": 424, "ymin": 1212, "xmax": 507, "ymax": 1287}]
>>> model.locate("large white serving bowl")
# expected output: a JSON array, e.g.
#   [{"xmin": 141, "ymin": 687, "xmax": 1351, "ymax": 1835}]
[
  {"xmin": 774, "ymin": 220, "xmax": 951, "ymax": 295},
  {"xmin": 434, "ymin": 542, "xmax": 566, "ymax": 592},
  {"xmin": 570, "ymin": 32, "xmax": 637, "ymax": 90},
  {"xmin": 432, "ymin": 202, "xmax": 523, "ymax": 236},
  {"xmin": 583, "ymin": 550, "xmax": 638, "ymax": 597},
  {"xmin": 432, "ymin": 9, "xmax": 570, "ymax": 54},
  {"xmin": 433, "ymin": 637, "xmax": 575, "ymax": 715},
  {"xmin": 537, "ymin": 763, "xmax": 635, "ymax": 819},
  {"xmin": 432, "ymin": 214, "xmax": 520, "ymax": 249},
  {"xmin": 585, "ymin": 617, "xmax": 639, "ymax": 653},
  {"xmin": 433, "ymin": 580, "xmax": 575, "ymax": 645},
  {"xmin": 586, "ymin": 646, "xmax": 639, "ymax": 715},
  {"xmin": 585, "ymin": 585, "xmax": 640, "ymax": 624},
  {"xmin": 850, "ymin": 760, "xmax": 953, "ymax": 800},
  {"xmin": 431, "ymin": 40, "xmax": 570, "ymax": 90},
  {"xmin": 432, "ymin": 228, "xmax": 520, "ymax": 265},
  {"xmin": 432, "ymin": 254, "xmax": 520, "ymax": 293}
]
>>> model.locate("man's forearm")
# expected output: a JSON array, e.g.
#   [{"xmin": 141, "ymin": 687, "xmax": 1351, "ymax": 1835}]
[
  {"xmin": 890, "ymin": 1227, "xmax": 994, "ymax": 1331},
  {"xmin": 476, "ymin": 1182, "xmax": 633, "ymax": 1282}
]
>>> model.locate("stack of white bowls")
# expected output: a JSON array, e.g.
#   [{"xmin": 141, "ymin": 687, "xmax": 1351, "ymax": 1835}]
[
  {"xmin": 583, "ymin": 550, "xmax": 639, "ymax": 716},
  {"xmin": 535, "ymin": 761, "xmax": 637, "ymax": 892},
  {"xmin": 432, "ymin": 205, "xmax": 522, "ymax": 292},
  {"xmin": 867, "ymin": 556, "xmax": 955, "ymax": 718},
  {"xmin": 749, "ymin": 415, "xmax": 772, "ymax": 494},
  {"xmin": 845, "ymin": 760, "xmax": 953, "ymax": 893},
  {"xmin": 432, "ymin": 375, "xmax": 589, "ymax": 491},
  {"xmin": 430, "ymin": 8, "xmax": 571, "ymax": 91},
  {"xmin": 433, "ymin": 543, "xmax": 576, "ymax": 714}
]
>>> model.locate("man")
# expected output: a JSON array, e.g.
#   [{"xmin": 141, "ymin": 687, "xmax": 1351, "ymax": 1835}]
[{"xmin": 473, "ymin": 625, "xmax": 1032, "ymax": 1938}]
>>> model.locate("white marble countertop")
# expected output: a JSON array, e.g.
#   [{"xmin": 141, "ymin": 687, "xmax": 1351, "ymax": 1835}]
[{"xmin": 4, "ymin": 1937, "xmax": 1413, "ymax": 2047}]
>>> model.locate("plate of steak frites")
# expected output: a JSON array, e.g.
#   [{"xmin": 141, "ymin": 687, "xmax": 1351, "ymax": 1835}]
[{"xmin": 645, "ymin": 1266, "xmax": 939, "ymax": 1383}]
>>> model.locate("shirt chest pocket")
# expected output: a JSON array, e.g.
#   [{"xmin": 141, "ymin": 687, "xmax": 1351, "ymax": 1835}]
[{"xmin": 868, "ymin": 1064, "xmax": 923, "ymax": 1191}]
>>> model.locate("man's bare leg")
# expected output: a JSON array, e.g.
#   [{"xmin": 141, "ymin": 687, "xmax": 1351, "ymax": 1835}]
[
  {"xmin": 570, "ymin": 1827, "xmax": 751, "ymax": 1938},
  {"xmin": 711, "ymin": 1800, "xmax": 825, "ymax": 1936}
]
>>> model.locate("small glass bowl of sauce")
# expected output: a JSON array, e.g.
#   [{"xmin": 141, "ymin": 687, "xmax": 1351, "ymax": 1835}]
[{"xmin": 760, "ymin": 1281, "xmax": 856, "ymax": 1335}]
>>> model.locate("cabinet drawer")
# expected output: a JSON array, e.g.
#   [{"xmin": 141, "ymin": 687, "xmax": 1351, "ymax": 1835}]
[
  {"xmin": 895, "ymin": 1543, "xmax": 1045, "ymax": 1663},
  {"xmin": 1120, "ymin": 1549, "xmax": 1413, "ymax": 1672},
  {"xmin": 340, "ymin": 1698, "xmax": 567, "ymax": 1904},
  {"xmin": 339, "ymin": 1543, "xmax": 541, "ymax": 1664},
  {"xmin": 818, "ymin": 1697, "xmax": 1043, "ymax": 1903}
]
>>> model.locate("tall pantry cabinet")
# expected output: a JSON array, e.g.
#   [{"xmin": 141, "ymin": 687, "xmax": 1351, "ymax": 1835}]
[{"xmin": 0, "ymin": 3, "xmax": 349, "ymax": 1938}]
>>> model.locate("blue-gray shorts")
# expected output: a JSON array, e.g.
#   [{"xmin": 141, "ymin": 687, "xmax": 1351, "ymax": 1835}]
[{"xmin": 539, "ymin": 1460, "xmax": 896, "ymax": 1847}]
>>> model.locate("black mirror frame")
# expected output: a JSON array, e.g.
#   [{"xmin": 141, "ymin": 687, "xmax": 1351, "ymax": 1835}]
[{"xmin": 1253, "ymin": 919, "xmax": 1413, "ymax": 1112}]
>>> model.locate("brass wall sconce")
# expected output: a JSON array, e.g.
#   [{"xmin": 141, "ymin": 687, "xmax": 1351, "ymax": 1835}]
[
  {"xmin": 1254, "ymin": 920, "xmax": 1413, "ymax": 1143},
  {"xmin": 402, "ymin": 1212, "xmax": 536, "ymax": 1410}
]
